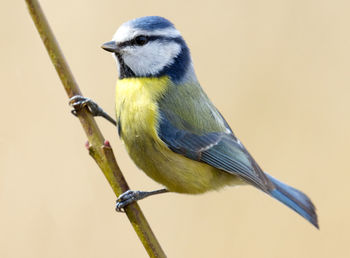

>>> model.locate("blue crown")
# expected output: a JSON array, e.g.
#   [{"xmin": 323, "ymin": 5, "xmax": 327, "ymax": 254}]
[{"xmin": 130, "ymin": 16, "xmax": 175, "ymax": 31}]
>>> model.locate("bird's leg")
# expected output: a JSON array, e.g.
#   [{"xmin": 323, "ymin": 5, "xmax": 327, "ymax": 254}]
[
  {"xmin": 116, "ymin": 189, "xmax": 169, "ymax": 212},
  {"xmin": 69, "ymin": 95, "xmax": 116, "ymax": 126}
]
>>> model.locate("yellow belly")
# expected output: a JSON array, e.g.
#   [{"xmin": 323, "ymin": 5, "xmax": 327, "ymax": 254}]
[{"xmin": 116, "ymin": 77, "xmax": 242, "ymax": 194}]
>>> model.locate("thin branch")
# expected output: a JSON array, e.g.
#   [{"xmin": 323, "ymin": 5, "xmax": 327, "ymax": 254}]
[{"xmin": 24, "ymin": 1, "xmax": 166, "ymax": 257}]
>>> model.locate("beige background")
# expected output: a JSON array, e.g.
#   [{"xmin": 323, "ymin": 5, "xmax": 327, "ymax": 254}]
[{"xmin": 1, "ymin": 0, "xmax": 349, "ymax": 257}]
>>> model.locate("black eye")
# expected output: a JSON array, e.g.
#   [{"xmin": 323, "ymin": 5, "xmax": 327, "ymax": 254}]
[{"xmin": 134, "ymin": 35, "xmax": 149, "ymax": 46}]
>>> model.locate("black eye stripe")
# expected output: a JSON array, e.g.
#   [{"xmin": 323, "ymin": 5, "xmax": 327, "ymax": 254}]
[
  {"xmin": 118, "ymin": 35, "xmax": 180, "ymax": 48},
  {"xmin": 118, "ymin": 35, "xmax": 155, "ymax": 48}
]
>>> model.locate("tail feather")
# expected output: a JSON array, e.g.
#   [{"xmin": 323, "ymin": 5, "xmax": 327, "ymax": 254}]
[{"xmin": 265, "ymin": 173, "xmax": 319, "ymax": 229}]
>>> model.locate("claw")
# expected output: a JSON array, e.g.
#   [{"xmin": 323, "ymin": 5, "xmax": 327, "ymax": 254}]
[
  {"xmin": 69, "ymin": 95, "xmax": 103, "ymax": 116},
  {"xmin": 71, "ymin": 109, "xmax": 78, "ymax": 116},
  {"xmin": 116, "ymin": 190, "xmax": 140, "ymax": 212},
  {"xmin": 115, "ymin": 189, "xmax": 168, "ymax": 212},
  {"xmin": 69, "ymin": 95, "xmax": 117, "ymax": 126},
  {"xmin": 69, "ymin": 95, "xmax": 94, "ymax": 112}
]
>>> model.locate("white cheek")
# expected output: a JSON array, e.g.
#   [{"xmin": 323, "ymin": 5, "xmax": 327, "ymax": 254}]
[{"xmin": 123, "ymin": 41, "xmax": 181, "ymax": 76}]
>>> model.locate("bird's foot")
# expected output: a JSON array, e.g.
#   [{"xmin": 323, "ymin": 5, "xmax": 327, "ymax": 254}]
[
  {"xmin": 115, "ymin": 189, "xmax": 168, "ymax": 212},
  {"xmin": 69, "ymin": 95, "xmax": 104, "ymax": 116},
  {"xmin": 116, "ymin": 190, "xmax": 143, "ymax": 212},
  {"xmin": 69, "ymin": 95, "xmax": 116, "ymax": 125}
]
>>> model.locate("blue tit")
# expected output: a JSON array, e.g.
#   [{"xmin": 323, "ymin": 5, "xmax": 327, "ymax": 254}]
[{"xmin": 97, "ymin": 16, "xmax": 318, "ymax": 228}]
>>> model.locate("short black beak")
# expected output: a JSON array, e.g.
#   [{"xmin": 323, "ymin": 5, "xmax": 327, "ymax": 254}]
[{"xmin": 101, "ymin": 41, "xmax": 119, "ymax": 53}]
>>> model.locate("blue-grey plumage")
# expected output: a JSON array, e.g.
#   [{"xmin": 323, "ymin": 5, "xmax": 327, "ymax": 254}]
[{"xmin": 103, "ymin": 16, "xmax": 318, "ymax": 228}]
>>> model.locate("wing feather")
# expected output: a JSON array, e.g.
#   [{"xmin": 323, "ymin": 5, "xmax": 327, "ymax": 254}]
[{"xmin": 158, "ymin": 112, "xmax": 273, "ymax": 191}]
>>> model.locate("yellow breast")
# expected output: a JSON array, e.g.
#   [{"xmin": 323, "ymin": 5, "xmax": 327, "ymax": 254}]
[
  {"xmin": 115, "ymin": 77, "xmax": 241, "ymax": 194},
  {"xmin": 115, "ymin": 77, "xmax": 170, "ymax": 178},
  {"xmin": 115, "ymin": 77, "xmax": 169, "ymax": 139}
]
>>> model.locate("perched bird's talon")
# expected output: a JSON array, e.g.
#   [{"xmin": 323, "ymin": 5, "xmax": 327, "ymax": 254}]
[
  {"xmin": 115, "ymin": 203, "xmax": 126, "ymax": 213},
  {"xmin": 71, "ymin": 110, "xmax": 78, "ymax": 116},
  {"xmin": 115, "ymin": 189, "xmax": 166, "ymax": 212},
  {"xmin": 68, "ymin": 95, "xmax": 117, "ymax": 125},
  {"xmin": 69, "ymin": 95, "xmax": 91, "ymax": 115},
  {"xmin": 69, "ymin": 95, "xmax": 91, "ymax": 111},
  {"xmin": 116, "ymin": 190, "xmax": 139, "ymax": 212}
]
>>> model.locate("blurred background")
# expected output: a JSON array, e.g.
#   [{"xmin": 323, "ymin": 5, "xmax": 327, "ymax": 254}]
[{"xmin": 1, "ymin": 0, "xmax": 349, "ymax": 257}]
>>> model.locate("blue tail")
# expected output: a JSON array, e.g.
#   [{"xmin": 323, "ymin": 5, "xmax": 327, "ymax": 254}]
[{"xmin": 265, "ymin": 173, "xmax": 319, "ymax": 228}]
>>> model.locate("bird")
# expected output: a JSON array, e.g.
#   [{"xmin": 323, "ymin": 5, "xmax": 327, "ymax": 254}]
[{"xmin": 70, "ymin": 16, "xmax": 318, "ymax": 228}]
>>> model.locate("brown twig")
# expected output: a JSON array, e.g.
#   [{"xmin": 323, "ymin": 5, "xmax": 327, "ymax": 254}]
[{"xmin": 24, "ymin": 0, "xmax": 166, "ymax": 257}]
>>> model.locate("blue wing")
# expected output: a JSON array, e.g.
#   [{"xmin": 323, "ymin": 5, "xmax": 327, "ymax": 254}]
[
  {"xmin": 158, "ymin": 112, "xmax": 318, "ymax": 227},
  {"xmin": 158, "ymin": 110, "xmax": 319, "ymax": 228},
  {"xmin": 158, "ymin": 110, "xmax": 273, "ymax": 192}
]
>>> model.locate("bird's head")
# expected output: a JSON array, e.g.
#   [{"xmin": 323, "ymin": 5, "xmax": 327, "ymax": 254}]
[{"xmin": 102, "ymin": 16, "xmax": 195, "ymax": 82}]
